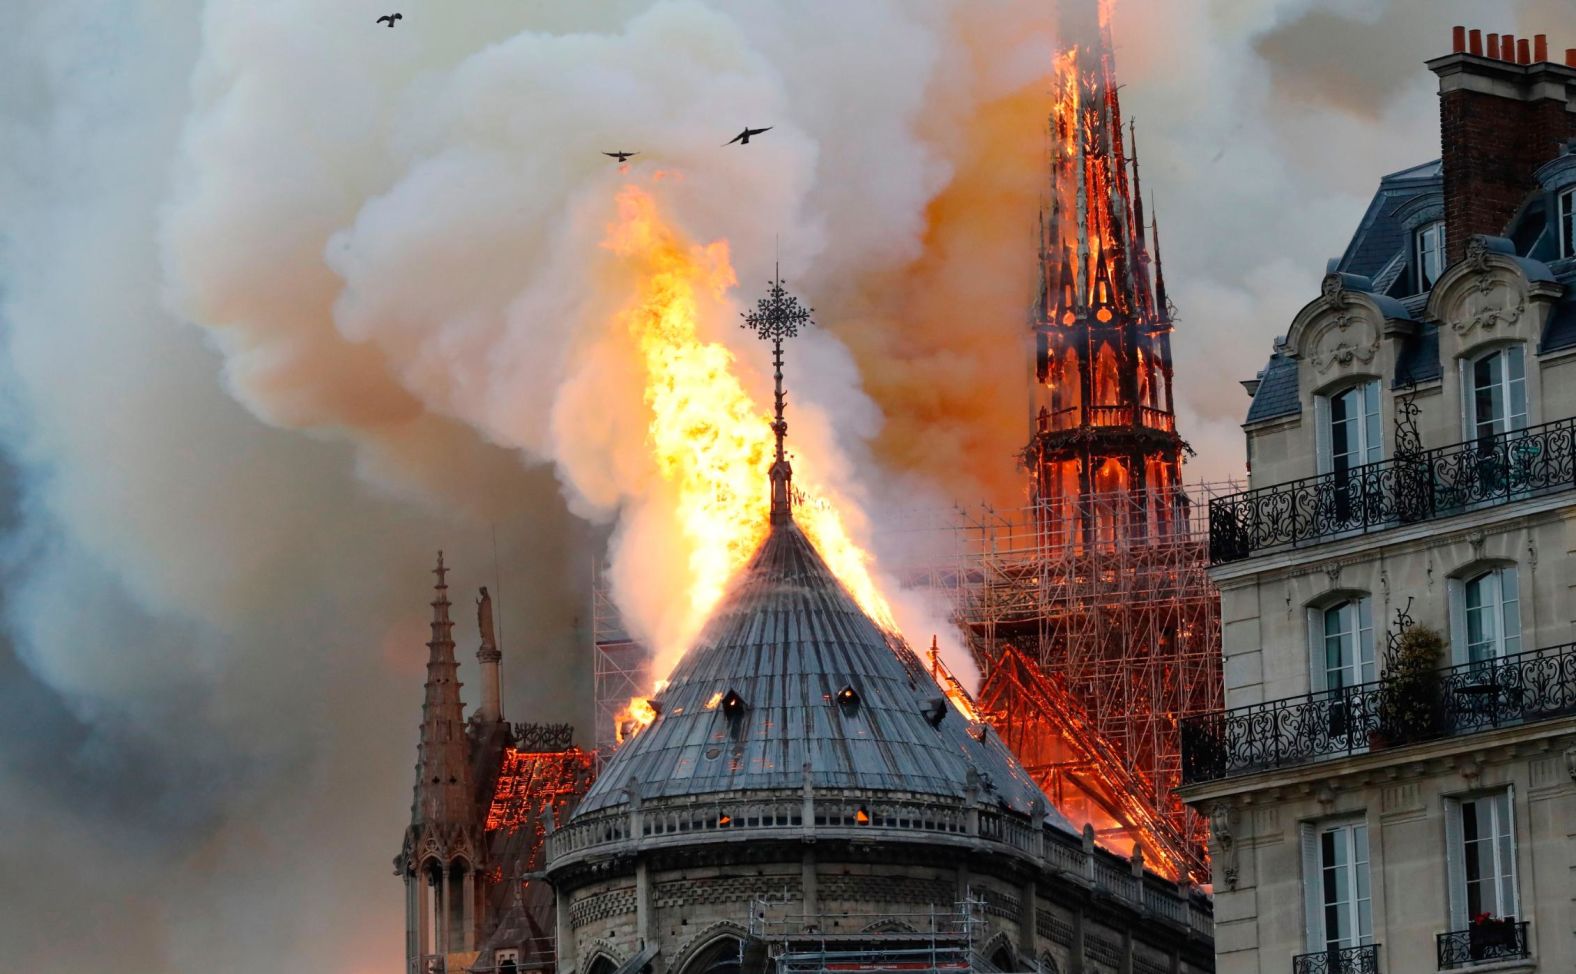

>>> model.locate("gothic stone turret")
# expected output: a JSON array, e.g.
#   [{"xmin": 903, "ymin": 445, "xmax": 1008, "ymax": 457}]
[
  {"xmin": 1029, "ymin": 3, "xmax": 1187, "ymax": 550},
  {"xmin": 398, "ymin": 552, "xmax": 487, "ymax": 973}
]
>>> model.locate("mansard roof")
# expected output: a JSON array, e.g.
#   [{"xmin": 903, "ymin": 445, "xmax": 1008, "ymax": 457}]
[
  {"xmin": 575, "ymin": 520, "xmax": 1065, "ymax": 828},
  {"xmin": 1244, "ymin": 150, "xmax": 1576, "ymax": 423}
]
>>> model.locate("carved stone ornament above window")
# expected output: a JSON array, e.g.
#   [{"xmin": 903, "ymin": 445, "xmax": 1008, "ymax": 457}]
[
  {"xmin": 1307, "ymin": 312, "xmax": 1380, "ymax": 375},
  {"xmin": 1449, "ymin": 271, "xmax": 1527, "ymax": 339}
]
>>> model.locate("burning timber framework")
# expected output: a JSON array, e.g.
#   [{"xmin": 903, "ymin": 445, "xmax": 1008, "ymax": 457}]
[
  {"xmin": 882, "ymin": 484, "xmax": 1235, "ymax": 881},
  {"xmin": 951, "ymin": 485, "xmax": 1235, "ymax": 882}
]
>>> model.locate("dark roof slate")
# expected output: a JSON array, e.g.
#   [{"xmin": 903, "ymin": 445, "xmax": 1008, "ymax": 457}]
[
  {"xmin": 575, "ymin": 521, "xmax": 1064, "ymax": 828},
  {"xmin": 1336, "ymin": 160, "xmax": 1442, "ymax": 282},
  {"xmin": 1244, "ymin": 349, "xmax": 1300, "ymax": 425}
]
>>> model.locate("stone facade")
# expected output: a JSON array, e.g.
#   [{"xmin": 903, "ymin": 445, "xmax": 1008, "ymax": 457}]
[
  {"xmin": 548, "ymin": 820, "xmax": 1213, "ymax": 974},
  {"xmin": 1181, "ymin": 29, "xmax": 1576, "ymax": 974}
]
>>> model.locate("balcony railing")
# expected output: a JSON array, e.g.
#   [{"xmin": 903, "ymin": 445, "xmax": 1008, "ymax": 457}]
[
  {"xmin": 1209, "ymin": 416, "xmax": 1576, "ymax": 564},
  {"xmin": 1035, "ymin": 404, "xmax": 1177, "ymax": 434},
  {"xmin": 1292, "ymin": 944, "xmax": 1380, "ymax": 974},
  {"xmin": 1437, "ymin": 920, "xmax": 1530, "ymax": 969},
  {"xmin": 1181, "ymin": 642, "xmax": 1576, "ymax": 784}
]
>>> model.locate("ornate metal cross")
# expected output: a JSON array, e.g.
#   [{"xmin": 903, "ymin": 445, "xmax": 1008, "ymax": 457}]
[{"xmin": 742, "ymin": 267, "xmax": 813, "ymax": 523}]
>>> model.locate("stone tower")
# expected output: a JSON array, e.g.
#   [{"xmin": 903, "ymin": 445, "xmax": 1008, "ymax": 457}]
[
  {"xmin": 1027, "ymin": 1, "xmax": 1185, "ymax": 549},
  {"xmin": 399, "ymin": 552, "xmax": 486, "ymax": 972}
]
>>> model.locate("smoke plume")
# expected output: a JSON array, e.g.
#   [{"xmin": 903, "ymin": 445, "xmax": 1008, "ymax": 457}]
[{"xmin": 2, "ymin": 1, "xmax": 1568, "ymax": 971}]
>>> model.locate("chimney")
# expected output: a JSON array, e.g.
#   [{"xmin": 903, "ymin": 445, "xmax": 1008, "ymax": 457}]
[{"xmin": 1430, "ymin": 27, "xmax": 1576, "ymax": 262}]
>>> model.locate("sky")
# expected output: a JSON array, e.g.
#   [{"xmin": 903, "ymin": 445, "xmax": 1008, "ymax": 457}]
[{"xmin": 0, "ymin": 1, "xmax": 1570, "ymax": 971}]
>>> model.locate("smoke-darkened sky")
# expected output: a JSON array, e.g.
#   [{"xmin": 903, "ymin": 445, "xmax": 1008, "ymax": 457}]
[{"xmin": 0, "ymin": 2, "xmax": 1568, "ymax": 971}]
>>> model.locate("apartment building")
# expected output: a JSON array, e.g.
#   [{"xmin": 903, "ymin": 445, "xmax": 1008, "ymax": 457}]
[{"xmin": 1178, "ymin": 27, "xmax": 1576, "ymax": 974}]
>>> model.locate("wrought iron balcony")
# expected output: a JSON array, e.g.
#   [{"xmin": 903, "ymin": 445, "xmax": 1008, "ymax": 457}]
[
  {"xmin": 1181, "ymin": 642, "xmax": 1576, "ymax": 784},
  {"xmin": 1437, "ymin": 920, "xmax": 1530, "ymax": 969},
  {"xmin": 1209, "ymin": 416, "xmax": 1576, "ymax": 564},
  {"xmin": 1292, "ymin": 944, "xmax": 1380, "ymax": 974}
]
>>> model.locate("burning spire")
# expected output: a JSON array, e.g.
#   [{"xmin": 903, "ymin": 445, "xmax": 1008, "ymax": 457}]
[
  {"xmin": 1026, "ymin": 0, "xmax": 1184, "ymax": 533},
  {"xmin": 741, "ymin": 266, "xmax": 813, "ymax": 525}
]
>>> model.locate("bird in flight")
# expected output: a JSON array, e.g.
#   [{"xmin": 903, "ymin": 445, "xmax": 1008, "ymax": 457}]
[
  {"xmin": 376, "ymin": 13, "xmax": 402, "ymax": 27},
  {"xmin": 603, "ymin": 151, "xmax": 638, "ymax": 163},
  {"xmin": 724, "ymin": 126, "xmax": 772, "ymax": 146}
]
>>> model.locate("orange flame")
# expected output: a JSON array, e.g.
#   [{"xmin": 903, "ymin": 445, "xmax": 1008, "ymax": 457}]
[
  {"xmin": 602, "ymin": 183, "xmax": 897, "ymax": 708},
  {"xmin": 614, "ymin": 695, "xmax": 658, "ymax": 744}
]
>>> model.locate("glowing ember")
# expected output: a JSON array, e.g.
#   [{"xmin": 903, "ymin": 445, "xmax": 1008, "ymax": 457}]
[{"xmin": 602, "ymin": 184, "xmax": 897, "ymax": 700}]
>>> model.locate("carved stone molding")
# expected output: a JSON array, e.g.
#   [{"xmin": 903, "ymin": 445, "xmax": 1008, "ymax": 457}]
[
  {"xmin": 1209, "ymin": 800, "xmax": 1240, "ymax": 890},
  {"xmin": 1308, "ymin": 312, "xmax": 1380, "ymax": 375},
  {"xmin": 1448, "ymin": 271, "xmax": 1527, "ymax": 339}
]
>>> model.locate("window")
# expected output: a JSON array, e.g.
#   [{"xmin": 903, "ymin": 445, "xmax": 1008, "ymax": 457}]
[
  {"xmin": 1310, "ymin": 598, "xmax": 1376, "ymax": 692},
  {"xmin": 1560, "ymin": 188, "xmax": 1574, "ymax": 260},
  {"xmin": 1464, "ymin": 346, "xmax": 1527, "ymax": 441},
  {"xmin": 1446, "ymin": 789, "xmax": 1518, "ymax": 927},
  {"xmin": 1301, "ymin": 820, "xmax": 1373, "ymax": 952},
  {"xmin": 1416, "ymin": 220, "xmax": 1446, "ymax": 289},
  {"xmin": 1318, "ymin": 380, "xmax": 1382, "ymax": 476},
  {"xmin": 1451, "ymin": 567, "xmax": 1521, "ymax": 663}
]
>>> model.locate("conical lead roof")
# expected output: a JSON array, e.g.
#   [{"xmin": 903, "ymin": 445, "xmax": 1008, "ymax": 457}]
[{"xmin": 576, "ymin": 521, "xmax": 1067, "ymax": 829}]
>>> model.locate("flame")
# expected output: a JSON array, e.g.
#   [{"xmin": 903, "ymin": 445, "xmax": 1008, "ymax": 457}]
[
  {"xmin": 704, "ymin": 690, "xmax": 724, "ymax": 710},
  {"xmin": 602, "ymin": 183, "xmax": 897, "ymax": 693},
  {"xmin": 614, "ymin": 695, "xmax": 658, "ymax": 744}
]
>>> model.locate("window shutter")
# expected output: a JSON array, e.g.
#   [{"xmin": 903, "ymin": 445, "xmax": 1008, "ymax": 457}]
[
  {"xmin": 1448, "ymin": 578, "xmax": 1468, "ymax": 666},
  {"xmin": 1300, "ymin": 822, "xmax": 1323, "ymax": 952},
  {"xmin": 1444, "ymin": 798, "xmax": 1466, "ymax": 928}
]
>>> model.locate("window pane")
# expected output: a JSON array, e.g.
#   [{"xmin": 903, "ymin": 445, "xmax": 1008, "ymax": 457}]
[
  {"xmin": 1331, "ymin": 390, "xmax": 1352, "ymax": 469},
  {"xmin": 1362, "ymin": 382, "xmax": 1381, "ymax": 463},
  {"xmin": 1501, "ymin": 570, "xmax": 1521, "ymax": 656},
  {"xmin": 1325, "ymin": 603, "xmax": 1353, "ymax": 687},
  {"xmin": 1465, "ymin": 576, "xmax": 1493, "ymax": 662},
  {"xmin": 1474, "ymin": 354, "xmax": 1503, "ymax": 436}
]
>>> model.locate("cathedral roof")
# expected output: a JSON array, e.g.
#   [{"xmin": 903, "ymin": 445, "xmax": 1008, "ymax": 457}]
[{"xmin": 575, "ymin": 520, "xmax": 1068, "ymax": 829}]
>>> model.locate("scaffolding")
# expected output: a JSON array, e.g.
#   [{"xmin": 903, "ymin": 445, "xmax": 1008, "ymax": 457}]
[
  {"xmin": 931, "ymin": 483, "xmax": 1237, "ymax": 878},
  {"xmin": 748, "ymin": 891, "xmax": 992, "ymax": 974},
  {"xmin": 591, "ymin": 562, "xmax": 650, "ymax": 752}
]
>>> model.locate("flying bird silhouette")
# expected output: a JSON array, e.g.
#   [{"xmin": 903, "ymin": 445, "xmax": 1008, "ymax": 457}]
[
  {"xmin": 724, "ymin": 126, "xmax": 772, "ymax": 146},
  {"xmin": 603, "ymin": 151, "xmax": 638, "ymax": 163},
  {"xmin": 376, "ymin": 13, "xmax": 402, "ymax": 27}
]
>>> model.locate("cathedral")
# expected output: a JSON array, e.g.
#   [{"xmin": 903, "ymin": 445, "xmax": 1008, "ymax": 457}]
[
  {"xmin": 396, "ymin": 416, "xmax": 1214, "ymax": 974},
  {"xmin": 396, "ymin": 263, "xmax": 1215, "ymax": 974}
]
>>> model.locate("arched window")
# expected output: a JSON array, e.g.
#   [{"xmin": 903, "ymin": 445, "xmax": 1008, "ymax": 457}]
[
  {"xmin": 1463, "ymin": 346, "xmax": 1527, "ymax": 441},
  {"xmin": 1451, "ymin": 566, "xmax": 1521, "ymax": 664},
  {"xmin": 1316, "ymin": 380, "xmax": 1382, "ymax": 476},
  {"xmin": 1094, "ymin": 342, "xmax": 1120, "ymax": 407},
  {"xmin": 1415, "ymin": 220, "xmax": 1445, "ymax": 290},
  {"xmin": 679, "ymin": 937, "xmax": 742, "ymax": 974},
  {"xmin": 1308, "ymin": 596, "xmax": 1375, "ymax": 691},
  {"xmin": 1136, "ymin": 347, "xmax": 1152, "ymax": 409}
]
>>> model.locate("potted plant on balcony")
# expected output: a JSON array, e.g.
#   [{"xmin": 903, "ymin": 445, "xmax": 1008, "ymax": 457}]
[
  {"xmin": 1378, "ymin": 624, "xmax": 1445, "ymax": 745},
  {"xmin": 1469, "ymin": 912, "xmax": 1517, "ymax": 959}
]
